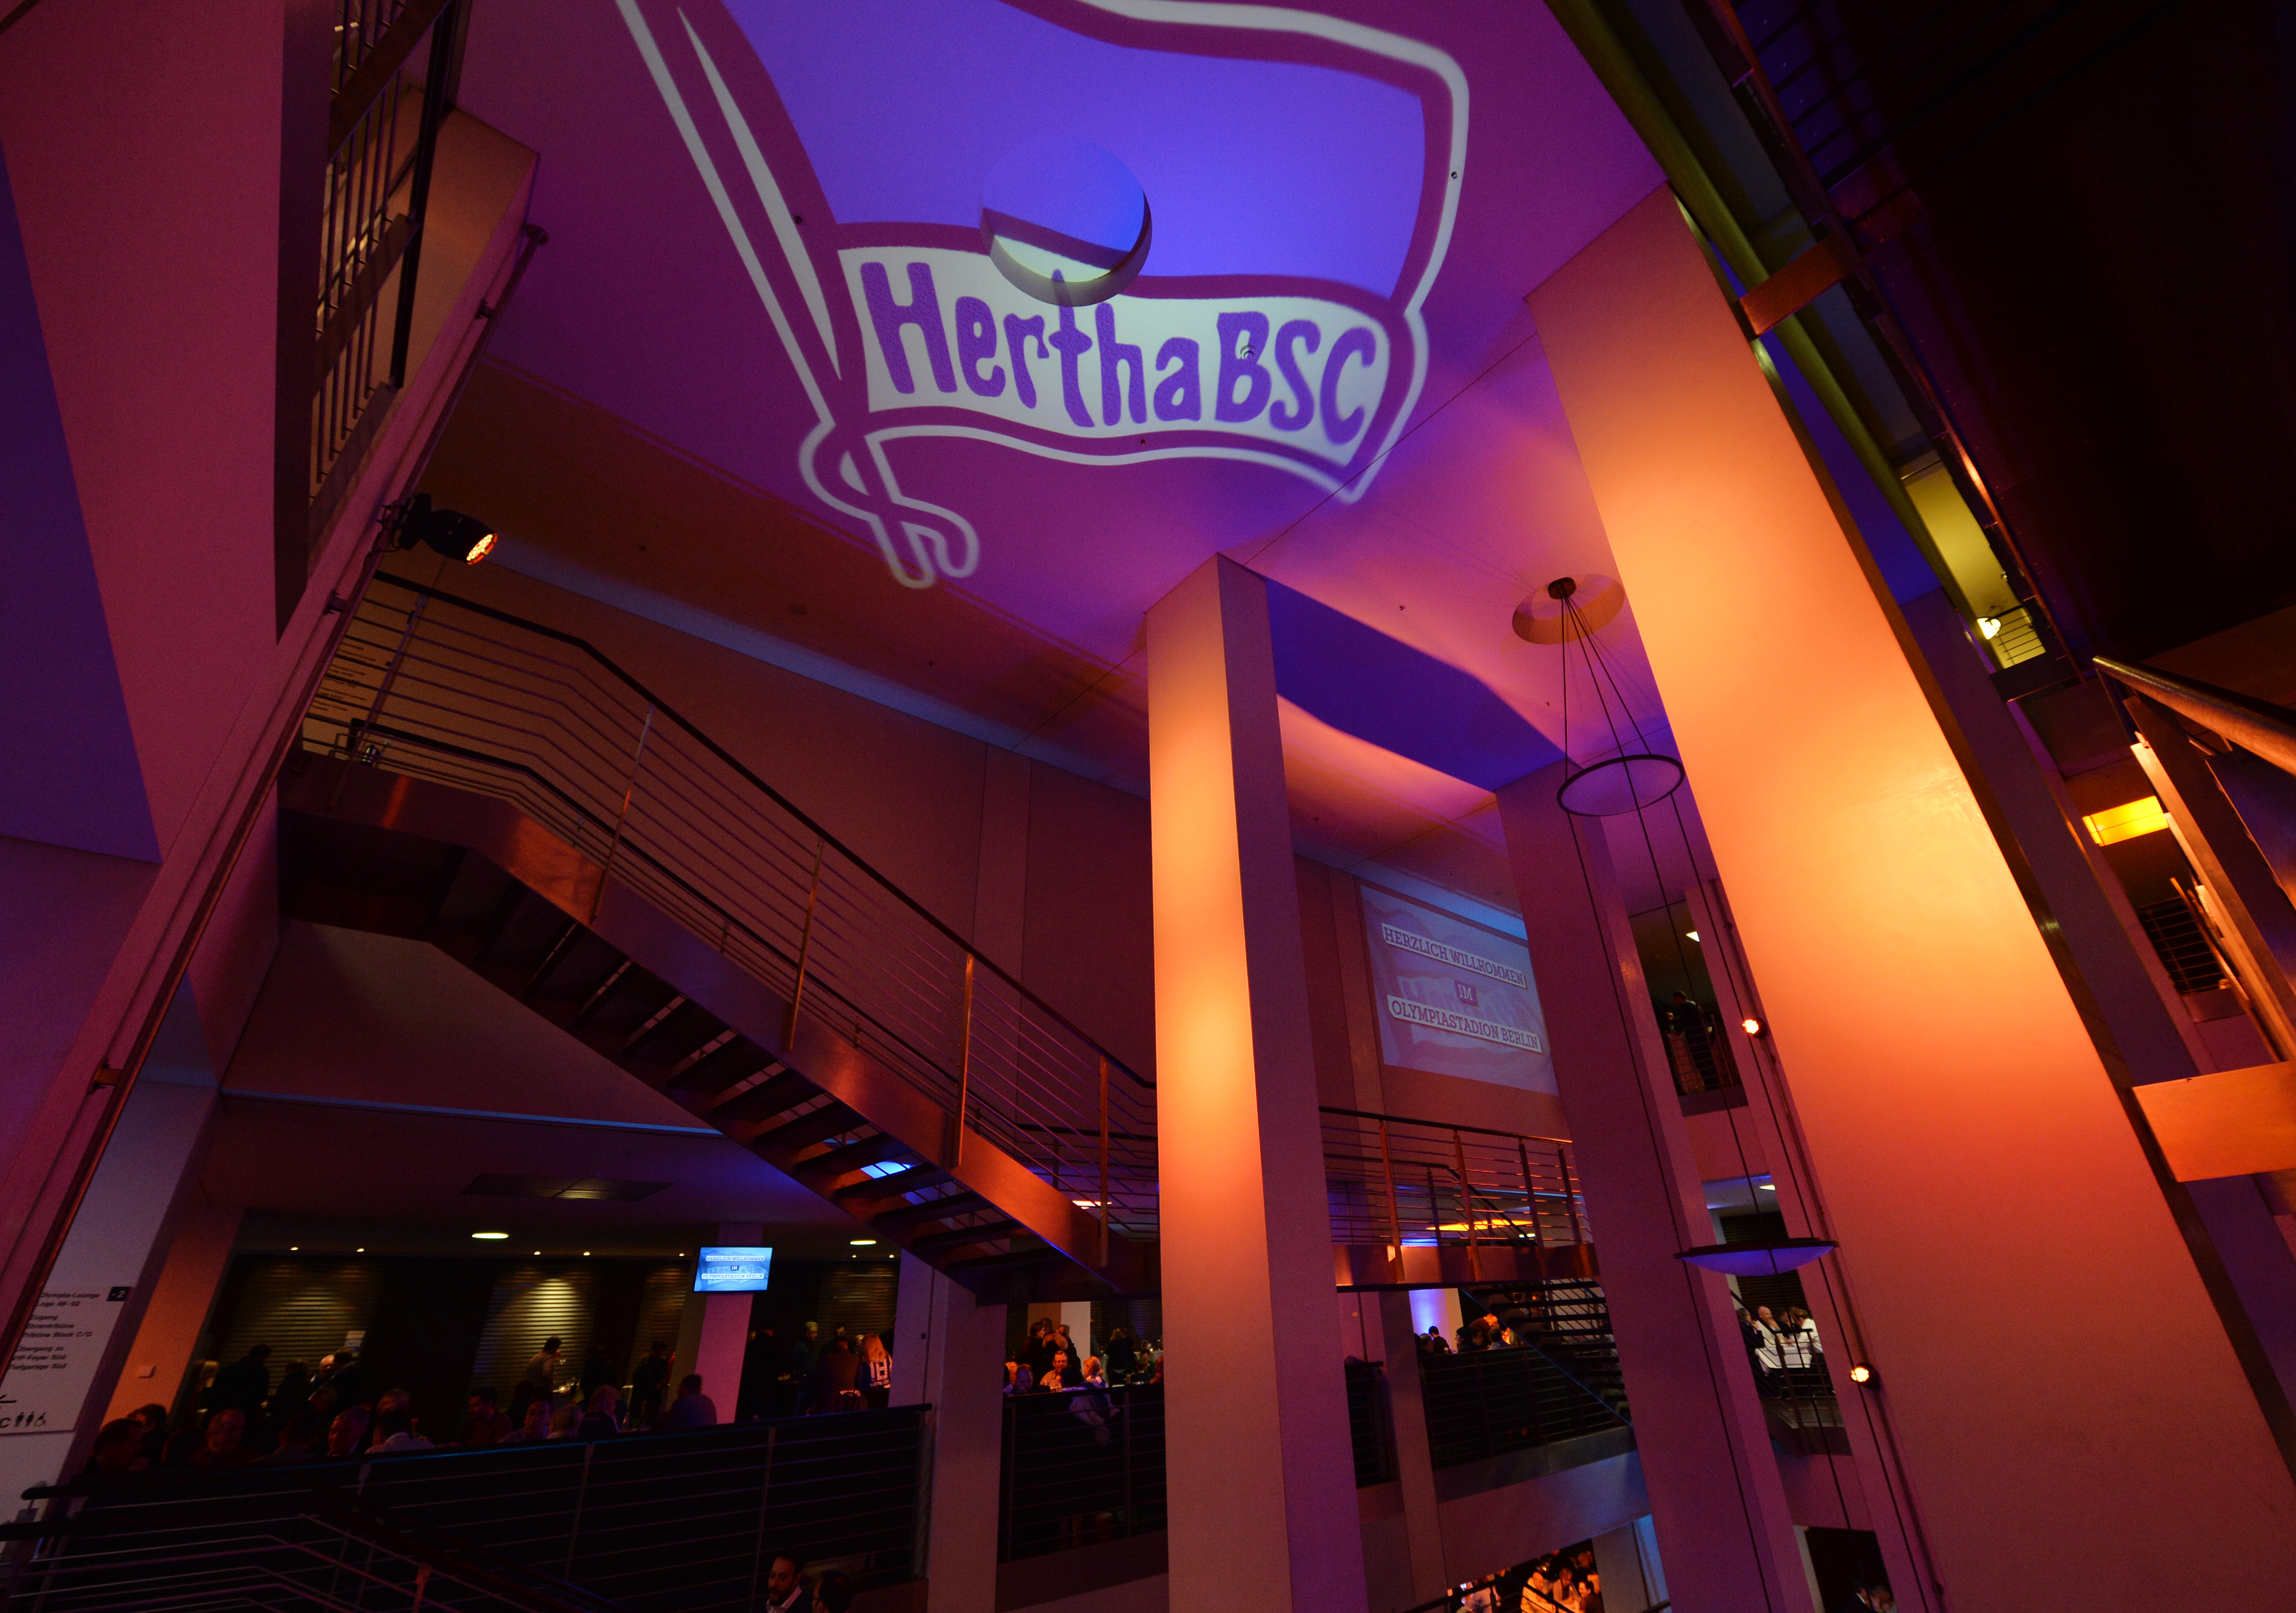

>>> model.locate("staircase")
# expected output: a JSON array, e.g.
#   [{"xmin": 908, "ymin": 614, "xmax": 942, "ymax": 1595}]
[{"xmin": 282, "ymin": 575, "xmax": 1595, "ymax": 1301}]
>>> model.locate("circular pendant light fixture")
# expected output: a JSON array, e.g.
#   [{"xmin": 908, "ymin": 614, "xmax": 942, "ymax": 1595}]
[{"xmin": 1675, "ymin": 1237, "xmax": 1839, "ymax": 1277}]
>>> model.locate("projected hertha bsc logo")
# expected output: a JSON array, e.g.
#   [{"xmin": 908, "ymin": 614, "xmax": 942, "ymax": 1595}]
[{"xmin": 616, "ymin": 0, "xmax": 1465, "ymax": 589}]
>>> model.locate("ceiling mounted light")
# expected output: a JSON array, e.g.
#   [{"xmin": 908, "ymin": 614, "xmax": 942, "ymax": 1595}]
[
  {"xmin": 471, "ymin": 1231, "xmax": 509, "ymax": 1240},
  {"xmin": 981, "ymin": 137, "xmax": 1151, "ymax": 306},
  {"xmin": 394, "ymin": 493, "xmax": 497, "ymax": 565},
  {"xmin": 850, "ymin": 1239, "xmax": 877, "ymax": 1247},
  {"xmin": 1685, "ymin": 930, "xmax": 1700, "ymax": 942}
]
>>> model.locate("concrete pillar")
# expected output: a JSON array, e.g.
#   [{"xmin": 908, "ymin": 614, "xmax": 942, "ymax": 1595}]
[
  {"xmin": 1373, "ymin": 1291, "xmax": 1448, "ymax": 1606},
  {"xmin": 686, "ymin": 1221, "xmax": 759, "ymax": 1421},
  {"xmin": 897, "ymin": 1253, "xmax": 1009, "ymax": 1613},
  {"xmin": 1528, "ymin": 185, "xmax": 2296, "ymax": 1605},
  {"xmin": 1496, "ymin": 766, "xmax": 1810, "ymax": 1613},
  {"xmin": 0, "ymin": 1073, "xmax": 215, "ymax": 1501},
  {"xmin": 103, "ymin": 1204, "xmax": 241, "ymax": 1424},
  {"xmin": 1147, "ymin": 556, "xmax": 1368, "ymax": 1613}
]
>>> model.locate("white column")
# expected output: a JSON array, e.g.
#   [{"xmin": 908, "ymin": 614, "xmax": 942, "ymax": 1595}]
[
  {"xmin": 687, "ymin": 1220, "xmax": 759, "ymax": 1420},
  {"xmin": 899, "ymin": 1254, "xmax": 1009, "ymax": 1613},
  {"xmin": 1148, "ymin": 556, "xmax": 1368, "ymax": 1613}
]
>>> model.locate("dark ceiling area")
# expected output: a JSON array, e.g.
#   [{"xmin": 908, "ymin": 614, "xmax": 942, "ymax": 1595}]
[{"xmin": 1724, "ymin": 0, "xmax": 2296, "ymax": 664}]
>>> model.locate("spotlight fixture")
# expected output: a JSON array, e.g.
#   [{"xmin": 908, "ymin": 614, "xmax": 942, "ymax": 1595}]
[
  {"xmin": 471, "ymin": 1231, "xmax": 509, "ymax": 1241},
  {"xmin": 1741, "ymin": 1016, "xmax": 1762, "ymax": 1036},
  {"xmin": 1848, "ymin": 1362, "xmax": 1877, "ymax": 1386},
  {"xmin": 394, "ymin": 493, "xmax": 497, "ymax": 565}
]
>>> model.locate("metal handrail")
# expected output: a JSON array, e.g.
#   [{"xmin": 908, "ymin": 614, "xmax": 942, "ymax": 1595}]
[
  {"xmin": 306, "ymin": 578, "xmax": 1159, "ymax": 1249},
  {"xmin": 352, "ymin": 575, "xmax": 1149, "ymax": 1086}
]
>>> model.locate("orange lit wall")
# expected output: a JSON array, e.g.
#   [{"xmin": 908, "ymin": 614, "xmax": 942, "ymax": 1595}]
[{"xmin": 1529, "ymin": 188, "xmax": 2296, "ymax": 1604}]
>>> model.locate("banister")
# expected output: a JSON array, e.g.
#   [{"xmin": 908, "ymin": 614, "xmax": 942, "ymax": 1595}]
[
  {"xmin": 363, "ymin": 572, "xmax": 1151, "ymax": 1090},
  {"xmin": 1319, "ymin": 1103, "xmax": 1570, "ymax": 1148}
]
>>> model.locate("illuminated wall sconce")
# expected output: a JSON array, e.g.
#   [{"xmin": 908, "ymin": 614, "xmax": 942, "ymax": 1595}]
[
  {"xmin": 1978, "ymin": 616, "xmax": 2003, "ymax": 639},
  {"xmin": 1741, "ymin": 1016, "xmax": 1763, "ymax": 1036},
  {"xmin": 1848, "ymin": 1362, "xmax": 1878, "ymax": 1387},
  {"xmin": 394, "ymin": 493, "xmax": 498, "ymax": 564}
]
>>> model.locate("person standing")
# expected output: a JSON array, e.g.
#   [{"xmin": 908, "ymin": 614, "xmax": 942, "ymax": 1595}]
[
  {"xmin": 577, "ymin": 1342, "xmax": 617, "ymax": 1407},
  {"xmin": 209, "ymin": 1344, "xmax": 272, "ymax": 1418},
  {"xmin": 1102, "ymin": 1325, "xmax": 1138, "ymax": 1384},
  {"xmin": 628, "ymin": 1341, "xmax": 672, "ymax": 1429},
  {"xmin": 523, "ymin": 1337, "xmax": 564, "ymax": 1409},
  {"xmin": 858, "ymin": 1335, "xmax": 892, "ymax": 1408},
  {"xmin": 812, "ymin": 1336, "xmax": 861, "ymax": 1412}
]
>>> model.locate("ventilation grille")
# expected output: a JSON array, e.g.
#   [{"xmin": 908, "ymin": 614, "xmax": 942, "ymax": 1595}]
[
  {"xmin": 214, "ymin": 1258, "xmax": 383, "ymax": 1375},
  {"xmin": 468, "ymin": 1265, "xmax": 597, "ymax": 1400},
  {"xmin": 820, "ymin": 1265, "xmax": 898, "ymax": 1344},
  {"xmin": 627, "ymin": 1265, "xmax": 691, "ymax": 1379}
]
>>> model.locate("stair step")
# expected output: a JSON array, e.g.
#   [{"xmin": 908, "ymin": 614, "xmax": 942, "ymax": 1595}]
[
  {"xmin": 944, "ymin": 1246, "xmax": 1058, "ymax": 1273},
  {"xmin": 620, "ymin": 998, "xmax": 725, "ymax": 1075},
  {"xmin": 668, "ymin": 1039, "xmax": 777, "ymax": 1098},
  {"xmin": 909, "ymin": 1218, "xmax": 1022, "ymax": 1253},
  {"xmin": 793, "ymin": 1134, "xmax": 914, "ymax": 1188},
  {"xmin": 872, "ymin": 1192, "xmax": 989, "ymax": 1231},
  {"xmin": 574, "ymin": 965, "xmax": 680, "ymax": 1039},
  {"xmin": 523, "ymin": 929, "xmax": 623, "ymax": 1010},
  {"xmin": 835, "ymin": 1165, "xmax": 948, "ymax": 1203},
  {"xmin": 708, "ymin": 1069, "xmax": 816, "ymax": 1124},
  {"xmin": 755, "ymin": 1103, "xmax": 864, "ymax": 1155}
]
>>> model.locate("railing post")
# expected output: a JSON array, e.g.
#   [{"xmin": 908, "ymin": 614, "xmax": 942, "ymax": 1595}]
[
  {"xmin": 1517, "ymin": 1138, "xmax": 1541, "ymax": 1251},
  {"xmin": 954, "ymin": 953, "xmax": 975, "ymax": 1167},
  {"xmin": 1097, "ymin": 1054, "xmax": 1111, "ymax": 1268},
  {"xmin": 562, "ymin": 1440, "xmax": 595, "ymax": 1580},
  {"xmin": 1377, "ymin": 1119, "xmax": 1403, "ymax": 1278},
  {"xmin": 1557, "ymin": 1142, "xmax": 1584, "ymax": 1244},
  {"xmin": 784, "ymin": 837, "xmax": 825, "ymax": 1045},
  {"xmin": 334, "ymin": 593, "xmax": 427, "ymax": 792},
  {"xmin": 1453, "ymin": 1128, "xmax": 1481, "ymax": 1281},
  {"xmin": 1120, "ymin": 1386, "xmax": 1134, "ymax": 1538},
  {"xmin": 592, "ymin": 702, "xmax": 655, "ymax": 922},
  {"xmin": 745, "ymin": 1426, "xmax": 778, "ymax": 1612}
]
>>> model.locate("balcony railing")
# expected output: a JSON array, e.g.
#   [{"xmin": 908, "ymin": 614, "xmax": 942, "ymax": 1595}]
[
  {"xmin": 1321, "ymin": 1108, "xmax": 1592, "ymax": 1284},
  {"xmin": 2, "ymin": 1410, "xmax": 920, "ymax": 1612},
  {"xmin": 1419, "ymin": 1344, "xmax": 1628, "ymax": 1469}
]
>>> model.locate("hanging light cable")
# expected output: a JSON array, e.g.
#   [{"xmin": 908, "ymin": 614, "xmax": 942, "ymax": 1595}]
[{"xmin": 1544, "ymin": 577, "xmax": 1835, "ymax": 1278}]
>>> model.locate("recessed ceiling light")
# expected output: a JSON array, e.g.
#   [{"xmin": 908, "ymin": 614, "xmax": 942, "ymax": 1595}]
[
  {"xmin": 1686, "ymin": 930, "xmax": 1700, "ymax": 942},
  {"xmin": 850, "ymin": 1239, "xmax": 877, "ymax": 1246},
  {"xmin": 290, "ymin": 1246, "xmax": 299, "ymax": 1251},
  {"xmin": 582, "ymin": 1251, "xmax": 591, "ymax": 1257},
  {"xmin": 356, "ymin": 1247, "xmax": 365, "ymax": 1253},
  {"xmin": 472, "ymin": 1231, "xmax": 509, "ymax": 1240}
]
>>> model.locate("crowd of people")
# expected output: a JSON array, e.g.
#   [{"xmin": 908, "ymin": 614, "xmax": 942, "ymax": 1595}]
[
  {"xmin": 1736, "ymin": 1302, "xmax": 1828, "ymax": 1397},
  {"xmin": 80, "ymin": 1322, "xmax": 900, "ymax": 1481},
  {"xmin": 1000, "ymin": 1318, "xmax": 1160, "ymax": 1397},
  {"xmin": 1420, "ymin": 1299, "xmax": 1580, "ymax": 1356},
  {"xmin": 760, "ymin": 1548, "xmax": 854, "ymax": 1613},
  {"xmin": 736, "ymin": 1321, "xmax": 896, "ymax": 1419},
  {"xmin": 1450, "ymin": 1540, "xmax": 1604, "ymax": 1613}
]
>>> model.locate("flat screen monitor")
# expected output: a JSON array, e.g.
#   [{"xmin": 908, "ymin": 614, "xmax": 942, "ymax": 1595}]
[{"xmin": 693, "ymin": 1247, "xmax": 774, "ymax": 1293}]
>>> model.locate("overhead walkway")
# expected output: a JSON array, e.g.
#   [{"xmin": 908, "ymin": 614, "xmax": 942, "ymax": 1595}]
[{"xmin": 279, "ymin": 576, "xmax": 1597, "ymax": 1299}]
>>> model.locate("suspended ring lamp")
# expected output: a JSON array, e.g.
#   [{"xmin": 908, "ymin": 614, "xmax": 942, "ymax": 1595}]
[
  {"xmin": 1557, "ymin": 752, "xmax": 1685, "ymax": 817},
  {"xmin": 1675, "ymin": 1237, "xmax": 1838, "ymax": 1277}
]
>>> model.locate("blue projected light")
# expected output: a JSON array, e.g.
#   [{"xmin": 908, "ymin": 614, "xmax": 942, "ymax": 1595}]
[{"xmin": 693, "ymin": 1246, "xmax": 775, "ymax": 1293}]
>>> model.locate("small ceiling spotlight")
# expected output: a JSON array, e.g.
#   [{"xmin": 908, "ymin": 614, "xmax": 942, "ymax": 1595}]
[
  {"xmin": 1848, "ymin": 1362, "xmax": 1878, "ymax": 1386},
  {"xmin": 1685, "ymin": 929, "xmax": 1700, "ymax": 942},
  {"xmin": 471, "ymin": 1231, "xmax": 509, "ymax": 1241},
  {"xmin": 395, "ymin": 493, "xmax": 497, "ymax": 565},
  {"xmin": 1741, "ymin": 1016, "xmax": 1763, "ymax": 1036}
]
